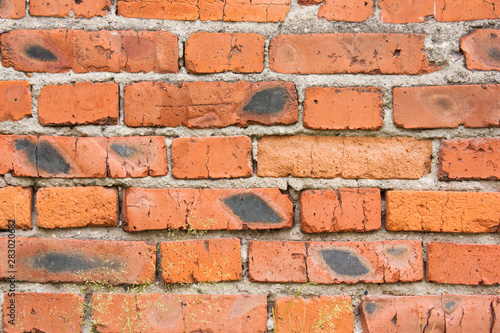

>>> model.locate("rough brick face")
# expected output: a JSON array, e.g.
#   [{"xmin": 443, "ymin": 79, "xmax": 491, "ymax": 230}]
[
  {"xmin": 0, "ymin": 81, "xmax": 31, "ymax": 122},
  {"xmin": 0, "ymin": 186, "xmax": 32, "ymax": 230},
  {"xmin": 304, "ymin": 87, "xmax": 383, "ymax": 130},
  {"xmin": 461, "ymin": 29, "xmax": 500, "ymax": 72},
  {"xmin": 123, "ymin": 188, "xmax": 293, "ymax": 231},
  {"xmin": 124, "ymin": 81, "xmax": 298, "ymax": 128},
  {"xmin": 30, "ymin": 0, "xmax": 110, "ymax": 18},
  {"xmin": 38, "ymin": 82, "xmax": 119, "ymax": 125},
  {"xmin": 0, "ymin": 0, "xmax": 25, "ymax": 18},
  {"xmin": 318, "ymin": 0, "xmax": 373, "ymax": 22},
  {"xmin": 258, "ymin": 136, "xmax": 432, "ymax": 179},
  {"xmin": 269, "ymin": 33, "xmax": 438, "ymax": 74}
]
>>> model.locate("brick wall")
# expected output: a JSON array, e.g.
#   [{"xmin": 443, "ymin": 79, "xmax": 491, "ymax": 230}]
[{"xmin": 0, "ymin": 0, "xmax": 499, "ymax": 332}]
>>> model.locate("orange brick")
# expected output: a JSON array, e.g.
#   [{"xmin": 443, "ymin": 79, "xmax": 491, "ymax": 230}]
[
  {"xmin": 2, "ymin": 293, "xmax": 84, "ymax": 333},
  {"xmin": 0, "ymin": 81, "xmax": 31, "ymax": 122},
  {"xmin": 172, "ymin": 136, "xmax": 252, "ymax": 179},
  {"xmin": 161, "ymin": 238, "xmax": 241, "ymax": 283},
  {"xmin": 387, "ymin": 191, "xmax": 500, "ymax": 233},
  {"xmin": 461, "ymin": 29, "xmax": 500, "ymax": 72},
  {"xmin": 269, "ymin": 33, "xmax": 438, "ymax": 74},
  {"xmin": 185, "ymin": 32, "xmax": 265, "ymax": 73},
  {"xmin": 36, "ymin": 187, "xmax": 118, "ymax": 229},
  {"xmin": 0, "ymin": 0, "xmax": 25, "ymax": 18},
  {"xmin": 439, "ymin": 138, "xmax": 500, "ymax": 180},
  {"xmin": 0, "ymin": 237, "xmax": 156, "ymax": 284},
  {"xmin": 427, "ymin": 242, "xmax": 500, "ymax": 285},
  {"xmin": 274, "ymin": 296, "xmax": 353, "ymax": 333},
  {"xmin": 30, "ymin": 0, "xmax": 109, "ymax": 17},
  {"xmin": 258, "ymin": 136, "xmax": 432, "ymax": 179},
  {"xmin": 124, "ymin": 81, "xmax": 298, "ymax": 128},
  {"xmin": 38, "ymin": 82, "xmax": 118, "ymax": 125},
  {"xmin": 123, "ymin": 188, "xmax": 293, "ymax": 231},
  {"xmin": 0, "ymin": 186, "xmax": 32, "ymax": 230},
  {"xmin": 318, "ymin": 0, "xmax": 373, "ymax": 22},
  {"xmin": 304, "ymin": 87, "xmax": 383, "ymax": 130},
  {"xmin": 300, "ymin": 189, "xmax": 381, "ymax": 233}
]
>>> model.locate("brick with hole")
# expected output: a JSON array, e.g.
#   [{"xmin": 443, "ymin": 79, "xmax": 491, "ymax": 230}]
[
  {"xmin": 274, "ymin": 296, "xmax": 354, "ymax": 333},
  {"xmin": 0, "ymin": 186, "xmax": 32, "ymax": 230},
  {"xmin": 30, "ymin": 0, "xmax": 110, "ymax": 17},
  {"xmin": 461, "ymin": 29, "xmax": 500, "ymax": 72},
  {"xmin": 0, "ymin": 237, "xmax": 156, "ymax": 284},
  {"xmin": 427, "ymin": 242, "xmax": 500, "ymax": 285},
  {"xmin": 172, "ymin": 136, "xmax": 252, "ymax": 179},
  {"xmin": 0, "ymin": 0, "xmax": 25, "ymax": 18},
  {"xmin": 123, "ymin": 188, "xmax": 293, "ymax": 231},
  {"xmin": 2, "ymin": 293, "xmax": 84, "ymax": 333},
  {"xmin": 318, "ymin": 0, "xmax": 373, "ymax": 22},
  {"xmin": 124, "ymin": 81, "xmax": 298, "ymax": 128},
  {"xmin": 269, "ymin": 33, "xmax": 438, "ymax": 74},
  {"xmin": 161, "ymin": 238, "xmax": 241, "ymax": 283},
  {"xmin": 36, "ymin": 187, "xmax": 118, "ymax": 229},
  {"xmin": 0, "ymin": 81, "xmax": 31, "ymax": 122},
  {"xmin": 386, "ymin": 191, "xmax": 500, "ymax": 233},
  {"xmin": 258, "ymin": 136, "xmax": 432, "ymax": 179},
  {"xmin": 185, "ymin": 32, "xmax": 265, "ymax": 73},
  {"xmin": 439, "ymin": 138, "xmax": 500, "ymax": 180},
  {"xmin": 300, "ymin": 188, "xmax": 381, "ymax": 233},
  {"xmin": 38, "ymin": 82, "xmax": 119, "ymax": 125}
]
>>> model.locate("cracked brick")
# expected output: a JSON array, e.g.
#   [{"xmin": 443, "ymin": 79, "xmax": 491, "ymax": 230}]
[{"xmin": 0, "ymin": 81, "xmax": 31, "ymax": 122}]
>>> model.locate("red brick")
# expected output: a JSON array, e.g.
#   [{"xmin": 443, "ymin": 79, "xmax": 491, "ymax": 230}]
[
  {"xmin": 274, "ymin": 296, "xmax": 353, "ymax": 333},
  {"xmin": 172, "ymin": 136, "xmax": 252, "ymax": 179},
  {"xmin": 0, "ymin": 186, "xmax": 32, "ymax": 230},
  {"xmin": 269, "ymin": 33, "xmax": 438, "ymax": 75},
  {"xmin": 394, "ymin": 85, "xmax": 500, "ymax": 128},
  {"xmin": 1, "ymin": 30, "xmax": 178, "ymax": 73},
  {"xmin": 30, "ymin": 0, "xmax": 109, "ymax": 17},
  {"xmin": 318, "ymin": 0, "xmax": 373, "ymax": 22},
  {"xmin": 0, "ymin": 237, "xmax": 156, "ymax": 284},
  {"xmin": 301, "ymin": 189, "xmax": 381, "ymax": 233},
  {"xmin": 0, "ymin": 0, "xmax": 25, "ymax": 18},
  {"xmin": 185, "ymin": 32, "xmax": 265, "ymax": 74},
  {"xmin": 361, "ymin": 295, "xmax": 499, "ymax": 333},
  {"xmin": 0, "ymin": 81, "xmax": 31, "ymax": 122},
  {"xmin": 118, "ymin": 0, "xmax": 289, "ymax": 22},
  {"xmin": 462, "ymin": 29, "xmax": 500, "ymax": 72},
  {"xmin": 380, "ymin": 0, "xmax": 500, "ymax": 23},
  {"xmin": 36, "ymin": 187, "xmax": 118, "ymax": 229},
  {"xmin": 161, "ymin": 238, "xmax": 241, "ymax": 283},
  {"xmin": 439, "ymin": 138, "xmax": 500, "ymax": 180},
  {"xmin": 2, "ymin": 293, "xmax": 84, "ymax": 333},
  {"xmin": 38, "ymin": 82, "xmax": 118, "ymax": 125},
  {"xmin": 123, "ymin": 188, "xmax": 293, "ymax": 231},
  {"xmin": 124, "ymin": 81, "xmax": 298, "ymax": 128},
  {"xmin": 427, "ymin": 242, "xmax": 500, "ymax": 285},
  {"xmin": 258, "ymin": 136, "xmax": 432, "ymax": 179},
  {"xmin": 387, "ymin": 191, "xmax": 500, "ymax": 233},
  {"xmin": 91, "ymin": 293, "xmax": 267, "ymax": 333},
  {"xmin": 304, "ymin": 87, "xmax": 383, "ymax": 130}
]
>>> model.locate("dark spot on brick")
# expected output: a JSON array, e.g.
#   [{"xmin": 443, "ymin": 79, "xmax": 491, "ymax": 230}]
[
  {"xmin": 489, "ymin": 47, "xmax": 500, "ymax": 61},
  {"xmin": 74, "ymin": 0, "xmax": 83, "ymax": 4},
  {"xmin": 15, "ymin": 138, "xmax": 37, "ymax": 166},
  {"xmin": 243, "ymin": 86, "xmax": 288, "ymax": 115},
  {"xmin": 386, "ymin": 246, "xmax": 407, "ymax": 256},
  {"xmin": 34, "ymin": 253, "xmax": 96, "ymax": 273},
  {"xmin": 24, "ymin": 45, "xmax": 58, "ymax": 62},
  {"xmin": 436, "ymin": 98, "xmax": 452, "ymax": 109},
  {"xmin": 111, "ymin": 143, "xmax": 137, "ymax": 158},
  {"xmin": 445, "ymin": 301, "xmax": 456, "ymax": 310},
  {"xmin": 392, "ymin": 49, "xmax": 401, "ymax": 58},
  {"xmin": 364, "ymin": 303, "xmax": 376, "ymax": 314},
  {"xmin": 391, "ymin": 313, "xmax": 397, "ymax": 325},
  {"xmin": 37, "ymin": 141, "xmax": 70, "ymax": 174},
  {"xmin": 320, "ymin": 249, "xmax": 369, "ymax": 276},
  {"xmin": 223, "ymin": 193, "xmax": 283, "ymax": 223}
]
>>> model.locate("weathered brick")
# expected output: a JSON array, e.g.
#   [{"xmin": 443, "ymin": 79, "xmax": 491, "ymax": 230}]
[
  {"xmin": 0, "ymin": 81, "xmax": 31, "ymax": 122},
  {"xmin": 1, "ymin": 30, "xmax": 178, "ymax": 73},
  {"xmin": 394, "ymin": 85, "xmax": 500, "ymax": 128},
  {"xmin": 117, "ymin": 0, "xmax": 290, "ymax": 22},
  {"xmin": 361, "ymin": 295, "xmax": 499, "ymax": 333},
  {"xmin": 161, "ymin": 238, "xmax": 241, "ymax": 283},
  {"xmin": 2, "ymin": 293, "xmax": 84, "ymax": 333},
  {"xmin": 304, "ymin": 87, "xmax": 383, "ymax": 130},
  {"xmin": 318, "ymin": 0, "xmax": 373, "ymax": 22},
  {"xmin": 439, "ymin": 138, "xmax": 500, "ymax": 180},
  {"xmin": 269, "ymin": 33, "xmax": 438, "ymax": 74},
  {"xmin": 427, "ymin": 242, "xmax": 500, "ymax": 285},
  {"xmin": 124, "ymin": 81, "xmax": 298, "ymax": 128},
  {"xmin": 38, "ymin": 82, "xmax": 119, "ymax": 125},
  {"xmin": 387, "ymin": 191, "xmax": 500, "ymax": 233},
  {"xmin": 36, "ymin": 187, "xmax": 118, "ymax": 229},
  {"xmin": 0, "ymin": 186, "xmax": 32, "ymax": 230},
  {"xmin": 301, "ymin": 189, "xmax": 381, "ymax": 233},
  {"xmin": 30, "ymin": 0, "xmax": 109, "ymax": 17},
  {"xmin": 0, "ymin": 237, "xmax": 156, "ymax": 284},
  {"xmin": 91, "ymin": 293, "xmax": 268, "ymax": 333},
  {"xmin": 123, "ymin": 188, "xmax": 293, "ymax": 231},
  {"xmin": 0, "ymin": 0, "xmax": 25, "ymax": 18},
  {"xmin": 258, "ymin": 136, "xmax": 432, "ymax": 179},
  {"xmin": 185, "ymin": 32, "xmax": 265, "ymax": 74},
  {"xmin": 172, "ymin": 136, "xmax": 252, "ymax": 179},
  {"xmin": 462, "ymin": 29, "xmax": 500, "ymax": 72},
  {"xmin": 274, "ymin": 296, "xmax": 354, "ymax": 333}
]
